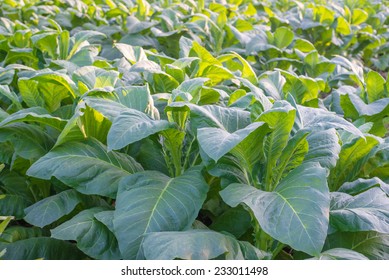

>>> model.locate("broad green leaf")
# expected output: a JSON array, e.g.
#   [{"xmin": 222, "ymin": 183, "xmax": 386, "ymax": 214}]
[
  {"xmin": 336, "ymin": 16, "xmax": 351, "ymax": 35},
  {"xmin": 1, "ymin": 226, "xmax": 44, "ymax": 243},
  {"xmin": 210, "ymin": 206, "xmax": 252, "ymax": 238},
  {"xmin": 197, "ymin": 64, "xmax": 233, "ymax": 85},
  {"xmin": 136, "ymin": 138, "xmax": 169, "ymax": 175},
  {"xmin": 331, "ymin": 55, "xmax": 364, "ymax": 84},
  {"xmin": 218, "ymin": 52, "xmax": 257, "ymax": 84},
  {"xmin": 17, "ymin": 73, "xmax": 76, "ymax": 112},
  {"xmin": 58, "ymin": 29, "xmax": 70, "ymax": 60},
  {"xmin": 188, "ymin": 104, "xmax": 251, "ymax": 133},
  {"xmin": 4, "ymin": 48, "xmax": 38, "ymax": 68},
  {"xmin": 24, "ymin": 190, "xmax": 84, "ymax": 228},
  {"xmin": 113, "ymin": 167, "xmax": 209, "ymax": 259},
  {"xmin": 0, "ymin": 123, "xmax": 54, "ymax": 160},
  {"xmin": 280, "ymin": 70, "xmax": 322, "ymax": 104},
  {"xmin": 340, "ymin": 94, "xmax": 389, "ymax": 136},
  {"xmin": 192, "ymin": 41, "xmax": 221, "ymax": 71},
  {"xmin": 329, "ymin": 136, "xmax": 379, "ymax": 191},
  {"xmin": 31, "ymin": 72, "xmax": 78, "ymax": 99},
  {"xmin": 54, "ymin": 103, "xmax": 87, "ymax": 147},
  {"xmin": 94, "ymin": 211, "xmax": 115, "ymax": 233},
  {"xmin": 0, "ymin": 170, "xmax": 33, "ymax": 202},
  {"xmin": 325, "ymin": 231, "xmax": 389, "ymax": 260},
  {"xmin": 239, "ymin": 78, "xmax": 273, "ymax": 111},
  {"xmin": 273, "ymin": 27, "xmax": 294, "ymax": 49},
  {"xmin": 364, "ymin": 140, "xmax": 389, "ymax": 181},
  {"xmin": 130, "ymin": 60, "xmax": 161, "ymax": 73},
  {"xmin": 141, "ymin": 230, "xmax": 270, "ymax": 260},
  {"xmin": 299, "ymin": 106, "xmax": 364, "ymax": 138},
  {"xmin": 0, "ymin": 85, "xmax": 21, "ymax": 109},
  {"xmin": 191, "ymin": 41, "xmax": 233, "ymax": 84},
  {"xmin": 54, "ymin": 100, "xmax": 112, "ymax": 146},
  {"xmin": 112, "ymin": 85, "xmax": 153, "ymax": 113},
  {"xmin": 303, "ymin": 129, "xmax": 341, "ymax": 170},
  {"xmin": 352, "ymin": 9, "xmax": 368, "ymax": 25},
  {"xmin": 78, "ymin": 105, "xmax": 112, "ymax": 144},
  {"xmin": 0, "ymin": 237, "xmax": 84, "ymax": 260},
  {"xmin": 27, "ymin": 138, "xmax": 143, "ymax": 198},
  {"xmin": 258, "ymin": 71, "xmax": 285, "ymax": 100},
  {"xmin": 228, "ymin": 122, "xmax": 271, "ymax": 174},
  {"xmin": 340, "ymin": 94, "xmax": 389, "ymax": 118},
  {"xmin": 172, "ymin": 78, "xmax": 208, "ymax": 103},
  {"xmin": 310, "ymin": 248, "xmax": 368, "ymax": 260},
  {"xmin": 366, "ymin": 71, "xmax": 386, "ymax": 103},
  {"xmin": 0, "ymin": 108, "xmax": 8, "ymax": 121},
  {"xmin": 330, "ymin": 189, "xmax": 389, "ymax": 233},
  {"xmin": 197, "ymin": 122, "xmax": 267, "ymax": 162},
  {"xmin": 107, "ymin": 109, "xmax": 171, "ymax": 151},
  {"xmin": 0, "ymin": 194, "xmax": 32, "ymax": 219},
  {"xmin": 221, "ymin": 162, "xmax": 329, "ymax": 256},
  {"xmin": 83, "ymin": 97, "xmax": 128, "ymax": 121},
  {"xmin": 0, "ymin": 68, "xmax": 15, "ymax": 85},
  {"xmin": 339, "ymin": 177, "xmax": 389, "ymax": 196},
  {"xmin": 51, "ymin": 207, "xmax": 120, "ymax": 260},
  {"xmin": 73, "ymin": 66, "xmax": 119, "ymax": 90},
  {"xmin": 148, "ymin": 72, "xmax": 180, "ymax": 93},
  {"xmin": 294, "ymin": 38, "xmax": 316, "ymax": 52},
  {"xmin": 31, "ymin": 31, "xmax": 58, "ymax": 59},
  {"xmin": 69, "ymin": 48, "xmax": 95, "ymax": 67},
  {"xmin": 115, "ymin": 43, "xmax": 147, "ymax": 63},
  {"xmin": 206, "ymin": 155, "xmax": 251, "ymax": 186},
  {"xmin": 68, "ymin": 30, "xmax": 106, "ymax": 59},
  {"xmin": 165, "ymin": 64, "xmax": 184, "ymax": 83},
  {"xmin": 125, "ymin": 16, "xmax": 156, "ymax": 34},
  {"xmin": 0, "ymin": 107, "xmax": 66, "ymax": 131}
]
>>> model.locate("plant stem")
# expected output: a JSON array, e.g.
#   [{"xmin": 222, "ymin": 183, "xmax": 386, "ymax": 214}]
[
  {"xmin": 183, "ymin": 136, "xmax": 196, "ymax": 170},
  {"xmin": 171, "ymin": 147, "xmax": 182, "ymax": 176}
]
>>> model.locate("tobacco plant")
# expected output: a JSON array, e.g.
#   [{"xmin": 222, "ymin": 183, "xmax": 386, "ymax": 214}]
[{"xmin": 0, "ymin": 0, "xmax": 388, "ymax": 260}]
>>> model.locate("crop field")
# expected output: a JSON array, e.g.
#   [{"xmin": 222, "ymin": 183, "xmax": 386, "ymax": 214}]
[{"xmin": 0, "ymin": 0, "xmax": 388, "ymax": 260}]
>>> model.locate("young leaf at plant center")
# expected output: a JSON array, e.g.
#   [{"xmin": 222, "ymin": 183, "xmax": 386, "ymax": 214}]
[
  {"xmin": 256, "ymin": 101, "xmax": 296, "ymax": 191},
  {"xmin": 329, "ymin": 136, "xmax": 380, "ymax": 191},
  {"xmin": 366, "ymin": 71, "xmax": 386, "ymax": 103}
]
